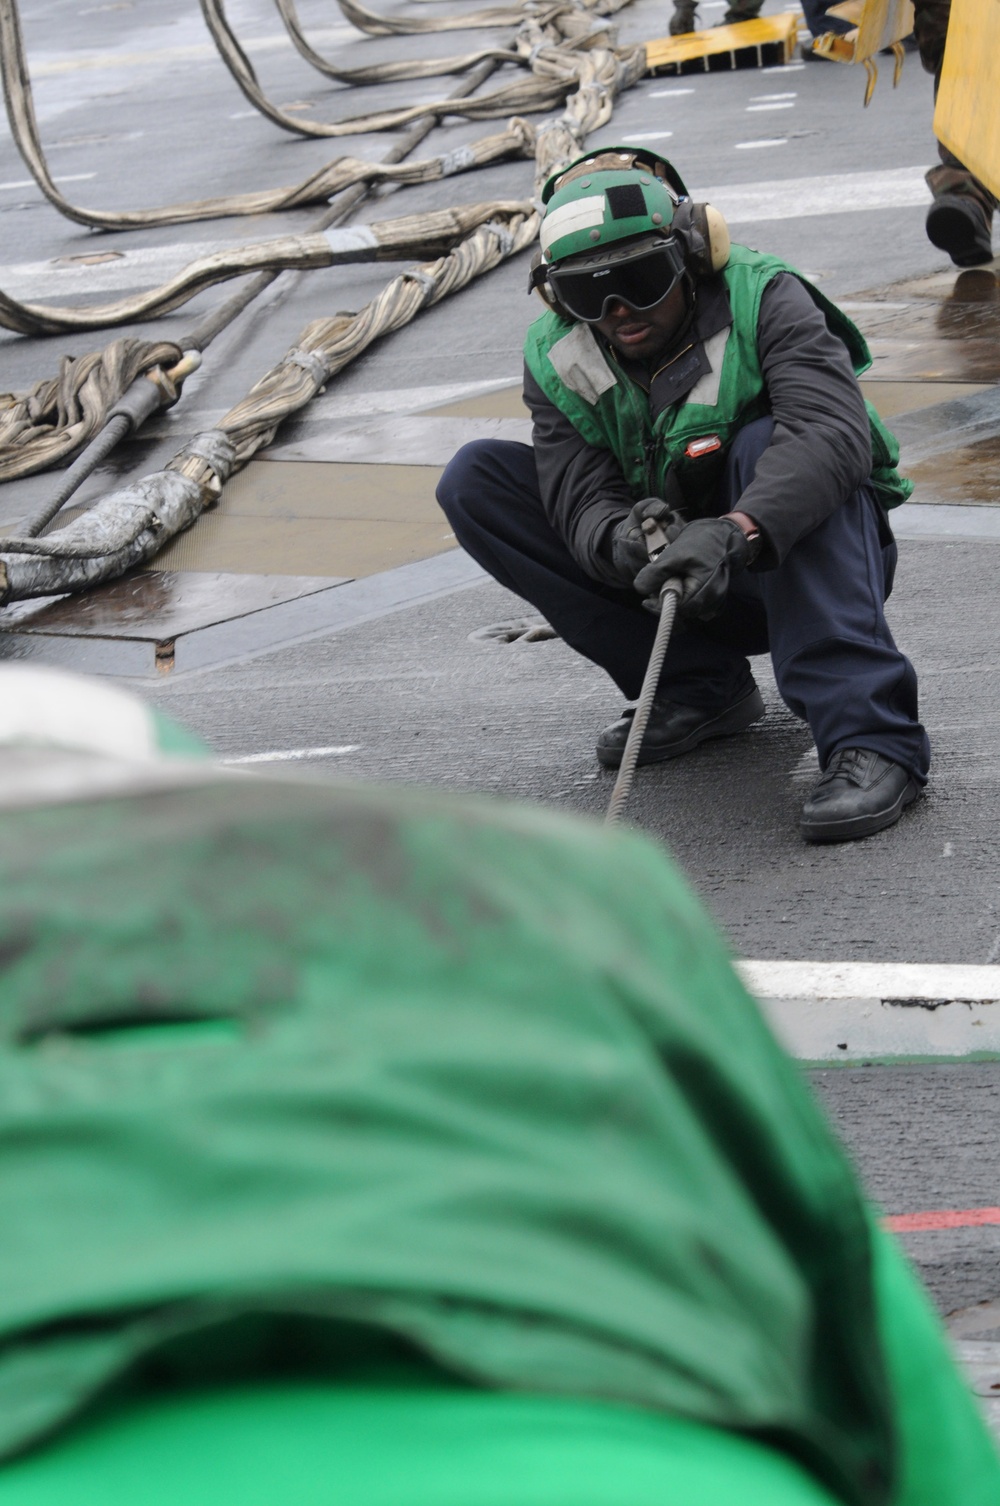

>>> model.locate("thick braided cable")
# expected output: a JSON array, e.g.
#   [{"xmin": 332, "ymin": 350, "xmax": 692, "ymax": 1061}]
[{"xmin": 605, "ymin": 582, "xmax": 682, "ymax": 827}]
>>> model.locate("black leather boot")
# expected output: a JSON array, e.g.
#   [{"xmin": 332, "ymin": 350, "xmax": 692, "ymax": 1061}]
[
  {"xmin": 669, "ymin": 0, "xmax": 698, "ymax": 33},
  {"xmin": 926, "ymin": 189, "xmax": 994, "ymax": 268},
  {"xmin": 799, "ymin": 747, "xmax": 920, "ymax": 843},
  {"xmin": 596, "ymin": 685, "xmax": 765, "ymax": 769}
]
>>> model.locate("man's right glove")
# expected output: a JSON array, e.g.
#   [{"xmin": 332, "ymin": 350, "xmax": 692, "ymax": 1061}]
[
  {"xmin": 633, "ymin": 515, "xmax": 750, "ymax": 619},
  {"xmin": 610, "ymin": 497, "xmax": 684, "ymax": 586}
]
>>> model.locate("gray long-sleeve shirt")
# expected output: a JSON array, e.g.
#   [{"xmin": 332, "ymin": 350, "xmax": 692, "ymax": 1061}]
[{"xmin": 524, "ymin": 271, "xmax": 874, "ymax": 585}]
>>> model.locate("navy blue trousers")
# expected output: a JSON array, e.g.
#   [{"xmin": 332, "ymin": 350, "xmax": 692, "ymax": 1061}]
[{"xmin": 437, "ymin": 419, "xmax": 930, "ymax": 782}]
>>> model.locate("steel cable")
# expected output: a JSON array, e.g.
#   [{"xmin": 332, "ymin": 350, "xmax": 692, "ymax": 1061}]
[
  {"xmin": 0, "ymin": 202, "xmax": 531, "ymax": 337},
  {"xmin": 330, "ymin": 0, "xmax": 567, "ymax": 36},
  {"xmin": 179, "ymin": 57, "xmax": 512, "ymax": 353},
  {"xmin": 0, "ymin": 0, "xmax": 527, "ymax": 229},
  {"xmin": 201, "ymin": 0, "xmax": 573, "ymax": 142},
  {"xmin": 3, "ymin": 56, "xmax": 521, "ymax": 510},
  {"xmin": 0, "ymin": 337, "xmax": 183, "ymax": 484},
  {"xmin": 605, "ymin": 584, "xmax": 682, "ymax": 826},
  {"xmin": 0, "ymin": 0, "xmax": 645, "ymax": 599},
  {"xmin": 0, "ymin": 0, "xmax": 636, "ymax": 239},
  {"xmin": 273, "ymin": 0, "xmax": 519, "ymax": 80},
  {"xmin": 0, "ymin": 57, "xmax": 507, "ymax": 487}
]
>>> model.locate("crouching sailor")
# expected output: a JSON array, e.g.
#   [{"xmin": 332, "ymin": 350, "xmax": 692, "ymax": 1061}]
[{"xmin": 437, "ymin": 146, "xmax": 930, "ymax": 842}]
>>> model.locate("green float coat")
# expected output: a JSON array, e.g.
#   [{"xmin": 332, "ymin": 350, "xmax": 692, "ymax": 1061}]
[
  {"xmin": 0, "ymin": 1380, "xmax": 842, "ymax": 1506},
  {"xmin": 0, "ymin": 772, "xmax": 995, "ymax": 1504},
  {"xmin": 524, "ymin": 245, "xmax": 912, "ymax": 515}
]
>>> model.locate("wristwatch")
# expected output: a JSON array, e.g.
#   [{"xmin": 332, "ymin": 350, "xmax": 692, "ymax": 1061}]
[{"xmin": 725, "ymin": 513, "xmax": 762, "ymax": 567}]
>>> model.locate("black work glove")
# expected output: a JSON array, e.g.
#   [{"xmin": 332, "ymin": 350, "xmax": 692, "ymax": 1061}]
[
  {"xmin": 633, "ymin": 516, "xmax": 750, "ymax": 620},
  {"xmin": 610, "ymin": 498, "xmax": 684, "ymax": 586}
]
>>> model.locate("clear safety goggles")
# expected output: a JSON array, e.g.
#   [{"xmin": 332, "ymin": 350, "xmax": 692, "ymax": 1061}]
[{"xmin": 546, "ymin": 236, "xmax": 686, "ymax": 324}]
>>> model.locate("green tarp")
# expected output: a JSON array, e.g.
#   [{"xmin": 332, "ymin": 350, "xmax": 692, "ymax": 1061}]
[
  {"xmin": 0, "ymin": 763, "xmax": 996, "ymax": 1504},
  {"xmin": 0, "ymin": 1376, "xmax": 845, "ymax": 1506}
]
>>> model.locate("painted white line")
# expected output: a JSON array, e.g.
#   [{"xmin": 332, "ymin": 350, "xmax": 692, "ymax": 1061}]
[
  {"xmin": 788, "ymin": 748, "xmax": 819, "ymax": 784},
  {"xmin": 891, "ymin": 501, "xmax": 1000, "ymax": 543},
  {"xmin": 0, "ymin": 172, "xmax": 95, "ymax": 192},
  {"xmin": 649, "ymin": 87, "xmax": 696, "ymax": 96},
  {"xmin": 750, "ymin": 91, "xmax": 797, "ymax": 99},
  {"xmin": 624, "ymin": 131, "xmax": 674, "ymax": 142},
  {"xmin": 221, "ymin": 745, "xmax": 360, "ymax": 765},
  {"xmin": 142, "ymin": 378, "xmax": 524, "ymax": 440},
  {"xmin": 696, "ymin": 165, "xmax": 930, "ymax": 221},
  {"xmin": 264, "ymin": 414, "xmax": 532, "ymax": 466},
  {"xmin": 321, "ymin": 378, "xmax": 521, "ymax": 419},
  {"xmin": 839, "ymin": 300, "xmax": 911, "ymax": 310},
  {"xmin": 737, "ymin": 961, "xmax": 1000, "ymax": 1060},
  {"xmin": 0, "ymin": 236, "xmax": 258, "ymax": 298},
  {"xmin": 741, "ymin": 961, "xmax": 1000, "ymax": 998},
  {"xmin": 735, "ymin": 138, "xmax": 788, "ymax": 149},
  {"xmin": 746, "ymin": 101, "xmax": 796, "ymax": 110},
  {"xmin": 29, "ymin": 26, "xmax": 358, "ymax": 77},
  {"xmin": 49, "ymin": 131, "xmax": 144, "ymax": 150},
  {"xmin": 763, "ymin": 61, "xmax": 806, "ymax": 70}
]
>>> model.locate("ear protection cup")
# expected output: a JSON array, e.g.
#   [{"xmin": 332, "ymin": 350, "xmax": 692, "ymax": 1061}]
[
  {"xmin": 702, "ymin": 205, "xmax": 731, "ymax": 273},
  {"xmin": 670, "ymin": 201, "xmax": 731, "ymax": 279},
  {"xmin": 528, "ymin": 247, "xmax": 573, "ymax": 319}
]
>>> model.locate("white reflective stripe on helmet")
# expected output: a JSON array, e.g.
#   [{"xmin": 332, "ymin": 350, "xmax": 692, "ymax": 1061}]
[{"xmin": 540, "ymin": 194, "xmax": 606, "ymax": 256}]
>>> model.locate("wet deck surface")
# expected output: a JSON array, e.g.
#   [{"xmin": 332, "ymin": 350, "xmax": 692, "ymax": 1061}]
[{"xmin": 2, "ymin": 262, "xmax": 999, "ymax": 666}]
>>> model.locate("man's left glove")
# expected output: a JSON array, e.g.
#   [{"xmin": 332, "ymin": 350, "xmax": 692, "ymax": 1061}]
[
  {"xmin": 633, "ymin": 516, "xmax": 750, "ymax": 619},
  {"xmin": 610, "ymin": 498, "xmax": 684, "ymax": 586}
]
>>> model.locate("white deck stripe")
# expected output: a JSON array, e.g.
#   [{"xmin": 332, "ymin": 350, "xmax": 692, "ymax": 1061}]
[
  {"xmin": 0, "ymin": 173, "xmax": 95, "ymax": 193},
  {"xmin": 264, "ymin": 413, "xmax": 532, "ymax": 465},
  {"xmin": 0, "ymin": 166, "xmax": 935, "ymax": 300},
  {"xmin": 28, "ymin": 26, "xmax": 357, "ymax": 78},
  {"xmin": 141, "ymin": 379, "xmax": 524, "ymax": 443},
  {"xmin": 222, "ymin": 746, "xmax": 360, "ymax": 764},
  {"xmin": 737, "ymin": 961, "xmax": 1000, "ymax": 1060},
  {"xmin": 0, "ymin": 237, "xmax": 285, "ymax": 299},
  {"xmin": 695, "ymin": 165, "xmax": 929, "ymax": 222}
]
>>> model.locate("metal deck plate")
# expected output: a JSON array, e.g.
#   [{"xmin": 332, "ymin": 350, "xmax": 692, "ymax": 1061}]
[{"xmin": 0, "ymin": 570, "xmax": 348, "ymax": 676}]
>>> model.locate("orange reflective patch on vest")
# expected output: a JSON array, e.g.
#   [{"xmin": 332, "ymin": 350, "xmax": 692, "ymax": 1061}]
[{"xmin": 684, "ymin": 435, "xmax": 722, "ymax": 459}]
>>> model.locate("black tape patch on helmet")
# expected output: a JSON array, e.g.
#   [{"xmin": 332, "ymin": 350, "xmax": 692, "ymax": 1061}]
[{"xmin": 607, "ymin": 183, "xmax": 647, "ymax": 220}]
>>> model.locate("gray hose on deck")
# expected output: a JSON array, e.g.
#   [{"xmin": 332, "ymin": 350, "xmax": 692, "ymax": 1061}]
[
  {"xmin": 0, "ymin": 435, "xmax": 235, "ymax": 600},
  {"xmin": 0, "ymin": 0, "xmax": 642, "ymax": 602},
  {"xmin": 0, "ymin": 0, "xmax": 525, "ymax": 229},
  {"xmin": 5, "ymin": 59, "xmax": 509, "ymax": 531},
  {"xmin": 20, "ymin": 415, "xmax": 130, "ymax": 539},
  {"xmin": 16, "ymin": 365, "xmax": 177, "ymax": 538},
  {"xmin": 605, "ymin": 582, "xmax": 682, "ymax": 827}
]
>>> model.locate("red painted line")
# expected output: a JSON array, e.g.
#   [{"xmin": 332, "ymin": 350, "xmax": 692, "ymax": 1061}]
[{"xmin": 884, "ymin": 1207, "xmax": 1000, "ymax": 1233}]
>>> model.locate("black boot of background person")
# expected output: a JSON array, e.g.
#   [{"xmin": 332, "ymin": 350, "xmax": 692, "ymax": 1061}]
[
  {"xmin": 925, "ymin": 165, "xmax": 995, "ymax": 267},
  {"xmin": 918, "ymin": 10, "xmax": 998, "ymax": 273},
  {"xmin": 669, "ymin": 0, "xmax": 698, "ymax": 34},
  {"xmin": 799, "ymin": 747, "xmax": 920, "ymax": 843},
  {"xmin": 722, "ymin": 0, "xmax": 762, "ymax": 21},
  {"xmin": 596, "ymin": 685, "xmax": 765, "ymax": 769}
]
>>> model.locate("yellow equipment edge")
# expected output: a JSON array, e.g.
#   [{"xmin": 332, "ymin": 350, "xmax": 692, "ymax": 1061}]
[
  {"xmin": 645, "ymin": 12, "xmax": 798, "ymax": 68},
  {"xmin": 933, "ymin": 0, "xmax": 1000, "ymax": 203}
]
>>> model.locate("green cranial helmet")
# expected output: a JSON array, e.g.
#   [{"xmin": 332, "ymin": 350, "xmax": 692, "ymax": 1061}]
[{"xmin": 538, "ymin": 147, "xmax": 689, "ymax": 266}]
